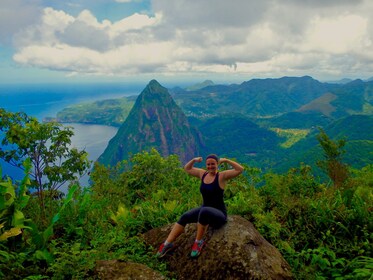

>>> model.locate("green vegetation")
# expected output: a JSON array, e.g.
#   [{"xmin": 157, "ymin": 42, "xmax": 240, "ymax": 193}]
[
  {"xmin": 270, "ymin": 128, "xmax": 310, "ymax": 148},
  {"xmin": 0, "ymin": 109, "xmax": 91, "ymax": 227},
  {"xmin": 362, "ymin": 103, "xmax": 373, "ymax": 114},
  {"xmin": 56, "ymin": 97, "xmax": 135, "ymax": 127},
  {"xmin": 0, "ymin": 109, "xmax": 372, "ymax": 279}
]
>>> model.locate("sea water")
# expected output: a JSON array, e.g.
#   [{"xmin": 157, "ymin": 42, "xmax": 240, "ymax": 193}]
[{"xmin": 0, "ymin": 82, "xmax": 141, "ymax": 191}]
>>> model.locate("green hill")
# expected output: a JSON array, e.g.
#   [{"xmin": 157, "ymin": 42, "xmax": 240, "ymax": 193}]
[
  {"xmin": 173, "ymin": 76, "xmax": 336, "ymax": 118},
  {"xmin": 56, "ymin": 96, "xmax": 135, "ymax": 127},
  {"xmin": 185, "ymin": 80, "xmax": 214, "ymax": 91},
  {"xmin": 274, "ymin": 114, "xmax": 373, "ymax": 172},
  {"xmin": 255, "ymin": 111, "xmax": 333, "ymax": 129}
]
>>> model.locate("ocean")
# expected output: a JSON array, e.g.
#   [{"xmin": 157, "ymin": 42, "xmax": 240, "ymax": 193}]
[{"xmin": 0, "ymin": 82, "xmax": 141, "ymax": 190}]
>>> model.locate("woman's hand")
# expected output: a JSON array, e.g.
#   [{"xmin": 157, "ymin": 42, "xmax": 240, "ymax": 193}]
[
  {"xmin": 194, "ymin": 157, "xmax": 203, "ymax": 163},
  {"xmin": 219, "ymin": 158, "xmax": 227, "ymax": 164},
  {"xmin": 184, "ymin": 156, "xmax": 204, "ymax": 179},
  {"xmin": 217, "ymin": 158, "xmax": 244, "ymax": 188}
]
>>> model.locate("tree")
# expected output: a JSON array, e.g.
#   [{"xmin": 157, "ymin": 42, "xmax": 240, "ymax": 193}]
[
  {"xmin": 0, "ymin": 109, "xmax": 91, "ymax": 212},
  {"xmin": 316, "ymin": 128, "xmax": 349, "ymax": 188}
]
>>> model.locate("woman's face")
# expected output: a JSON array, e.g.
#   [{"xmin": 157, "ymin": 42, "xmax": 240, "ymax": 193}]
[{"xmin": 206, "ymin": 158, "xmax": 218, "ymax": 173}]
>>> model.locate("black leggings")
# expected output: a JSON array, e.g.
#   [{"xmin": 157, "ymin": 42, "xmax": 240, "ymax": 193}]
[{"xmin": 177, "ymin": 206, "xmax": 227, "ymax": 228}]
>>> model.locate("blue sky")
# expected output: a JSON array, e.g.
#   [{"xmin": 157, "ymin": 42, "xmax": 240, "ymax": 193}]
[{"xmin": 1, "ymin": 0, "xmax": 373, "ymax": 84}]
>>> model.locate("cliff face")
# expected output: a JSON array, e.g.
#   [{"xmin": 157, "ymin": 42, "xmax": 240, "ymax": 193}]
[{"xmin": 98, "ymin": 80, "xmax": 200, "ymax": 165}]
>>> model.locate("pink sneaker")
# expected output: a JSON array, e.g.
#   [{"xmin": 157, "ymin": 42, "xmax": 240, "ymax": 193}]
[
  {"xmin": 156, "ymin": 242, "xmax": 173, "ymax": 258},
  {"xmin": 191, "ymin": 240, "xmax": 205, "ymax": 258}
]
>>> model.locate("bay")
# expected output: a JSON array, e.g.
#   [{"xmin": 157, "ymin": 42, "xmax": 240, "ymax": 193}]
[{"xmin": 0, "ymin": 83, "xmax": 140, "ymax": 189}]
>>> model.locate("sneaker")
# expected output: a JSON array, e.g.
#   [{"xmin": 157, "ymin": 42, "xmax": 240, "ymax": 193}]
[
  {"xmin": 156, "ymin": 242, "xmax": 174, "ymax": 258},
  {"xmin": 190, "ymin": 239, "xmax": 205, "ymax": 258}
]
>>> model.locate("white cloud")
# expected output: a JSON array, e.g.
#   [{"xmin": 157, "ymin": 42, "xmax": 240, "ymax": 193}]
[
  {"xmin": 10, "ymin": 1, "xmax": 373, "ymax": 80},
  {"xmin": 14, "ymin": 8, "xmax": 74, "ymax": 47},
  {"xmin": 0, "ymin": 0, "xmax": 42, "ymax": 45},
  {"xmin": 13, "ymin": 42, "xmax": 176, "ymax": 75},
  {"xmin": 303, "ymin": 14, "xmax": 368, "ymax": 53},
  {"xmin": 110, "ymin": 12, "xmax": 162, "ymax": 38}
]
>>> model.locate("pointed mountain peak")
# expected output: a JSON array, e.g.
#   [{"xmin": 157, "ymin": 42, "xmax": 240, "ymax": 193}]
[
  {"xmin": 148, "ymin": 79, "xmax": 161, "ymax": 86},
  {"xmin": 144, "ymin": 79, "xmax": 166, "ymax": 94},
  {"xmin": 98, "ymin": 80, "xmax": 201, "ymax": 165},
  {"xmin": 138, "ymin": 80, "xmax": 171, "ymax": 104}
]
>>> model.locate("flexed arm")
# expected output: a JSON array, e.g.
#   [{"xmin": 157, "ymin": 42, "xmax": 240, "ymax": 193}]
[
  {"xmin": 184, "ymin": 157, "xmax": 205, "ymax": 179},
  {"xmin": 219, "ymin": 158, "xmax": 244, "ymax": 186}
]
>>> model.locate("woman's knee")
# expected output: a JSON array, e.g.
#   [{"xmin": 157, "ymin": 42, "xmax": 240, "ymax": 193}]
[
  {"xmin": 177, "ymin": 207, "xmax": 200, "ymax": 226},
  {"xmin": 198, "ymin": 207, "xmax": 226, "ymax": 226},
  {"xmin": 177, "ymin": 213, "xmax": 189, "ymax": 227},
  {"xmin": 198, "ymin": 207, "xmax": 212, "ymax": 225}
]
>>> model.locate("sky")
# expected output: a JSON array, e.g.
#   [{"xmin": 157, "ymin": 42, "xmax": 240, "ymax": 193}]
[{"xmin": 1, "ymin": 0, "xmax": 373, "ymax": 85}]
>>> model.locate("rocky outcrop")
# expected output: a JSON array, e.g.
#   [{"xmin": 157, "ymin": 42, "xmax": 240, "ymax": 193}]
[
  {"xmin": 95, "ymin": 260, "xmax": 166, "ymax": 280},
  {"xmin": 143, "ymin": 215, "xmax": 293, "ymax": 280}
]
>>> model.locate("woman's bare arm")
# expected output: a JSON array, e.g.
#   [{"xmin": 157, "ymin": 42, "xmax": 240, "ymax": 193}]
[
  {"xmin": 219, "ymin": 158, "xmax": 244, "ymax": 186},
  {"xmin": 184, "ymin": 157, "xmax": 205, "ymax": 179}
]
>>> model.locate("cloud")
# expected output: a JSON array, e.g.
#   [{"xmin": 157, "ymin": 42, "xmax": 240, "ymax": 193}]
[
  {"xmin": 11, "ymin": 0, "xmax": 373, "ymax": 80},
  {"xmin": 152, "ymin": 0, "xmax": 268, "ymax": 28},
  {"xmin": 0, "ymin": 0, "xmax": 42, "ymax": 45},
  {"xmin": 303, "ymin": 15, "xmax": 368, "ymax": 53},
  {"xmin": 60, "ymin": 10, "xmax": 111, "ymax": 51},
  {"xmin": 115, "ymin": 0, "xmax": 140, "ymax": 2}
]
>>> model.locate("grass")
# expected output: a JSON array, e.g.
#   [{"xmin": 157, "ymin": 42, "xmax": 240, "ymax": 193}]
[{"xmin": 270, "ymin": 128, "xmax": 310, "ymax": 148}]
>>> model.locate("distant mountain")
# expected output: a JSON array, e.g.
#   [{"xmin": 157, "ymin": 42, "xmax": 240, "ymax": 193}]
[
  {"xmin": 172, "ymin": 76, "xmax": 337, "ymax": 118},
  {"xmin": 190, "ymin": 115, "xmax": 281, "ymax": 167},
  {"xmin": 327, "ymin": 78, "xmax": 353, "ymax": 84},
  {"xmin": 328, "ymin": 79, "xmax": 373, "ymax": 118},
  {"xmin": 98, "ymin": 80, "xmax": 200, "ymax": 165},
  {"xmin": 185, "ymin": 80, "xmax": 214, "ymax": 91},
  {"xmin": 56, "ymin": 96, "xmax": 135, "ymax": 127},
  {"xmin": 297, "ymin": 92, "xmax": 337, "ymax": 117},
  {"xmin": 174, "ymin": 77, "xmax": 373, "ymax": 127}
]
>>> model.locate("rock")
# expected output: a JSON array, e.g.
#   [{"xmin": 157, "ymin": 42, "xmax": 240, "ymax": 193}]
[
  {"xmin": 143, "ymin": 215, "xmax": 293, "ymax": 280},
  {"xmin": 95, "ymin": 260, "xmax": 166, "ymax": 280}
]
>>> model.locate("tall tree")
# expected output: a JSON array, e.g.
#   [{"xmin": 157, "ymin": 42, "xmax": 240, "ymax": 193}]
[
  {"xmin": 316, "ymin": 128, "xmax": 349, "ymax": 188},
  {"xmin": 0, "ymin": 109, "xmax": 91, "ymax": 211}
]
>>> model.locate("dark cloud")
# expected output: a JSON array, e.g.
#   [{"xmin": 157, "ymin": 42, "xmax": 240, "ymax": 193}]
[
  {"xmin": 281, "ymin": 0, "xmax": 364, "ymax": 7},
  {"xmin": 60, "ymin": 20, "xmax": 110, "ymax": 51}
]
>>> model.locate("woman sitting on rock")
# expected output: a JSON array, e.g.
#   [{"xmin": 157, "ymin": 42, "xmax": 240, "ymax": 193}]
[{"xmin": 157, "ymin": 154, "xmax": 244, "ymax": 258}]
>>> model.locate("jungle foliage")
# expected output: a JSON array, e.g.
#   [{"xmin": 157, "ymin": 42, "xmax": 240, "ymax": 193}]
[{"xmin": 0, "ymin": 114, "xmax": 372, "ymax": 279}]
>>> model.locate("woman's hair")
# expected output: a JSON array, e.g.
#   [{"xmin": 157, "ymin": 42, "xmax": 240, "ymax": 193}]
[{"xmin": 206, "ymin": 154, "xmax": 219, "ymax": 162}]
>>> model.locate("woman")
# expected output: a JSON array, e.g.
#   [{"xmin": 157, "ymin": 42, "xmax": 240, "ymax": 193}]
[{"xmin": 157, "ymin": 154, "xmax": 244, "ymax": 258}]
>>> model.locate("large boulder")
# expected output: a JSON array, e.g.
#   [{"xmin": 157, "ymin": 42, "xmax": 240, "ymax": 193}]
[
  {"xmin": 143, "ymin": 215, "xmax": 293, "ymax": 280},
  {"xmin": 95, "ymin": 260, "xmax": 166, "ymax": 280}
]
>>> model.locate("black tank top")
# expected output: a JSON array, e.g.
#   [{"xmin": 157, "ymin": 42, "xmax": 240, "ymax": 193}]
[{"xmin": 200, "ymin": 172, "xmax": 227, "ymax": 215}]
